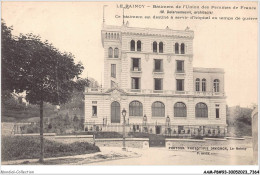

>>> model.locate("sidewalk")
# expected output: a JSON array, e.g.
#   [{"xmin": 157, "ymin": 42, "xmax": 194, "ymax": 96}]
[{"xmin": 1, "ymin": 147, "xmax": 141, "ymax": 165}]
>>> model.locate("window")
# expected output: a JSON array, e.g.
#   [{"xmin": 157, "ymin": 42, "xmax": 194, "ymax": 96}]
[
  {"xmin": 154, "ymin": 59, "xmax": 163, "ymax": 72},
  {"xmin": 131, "ymin": 77, "xmax": 140, "ymax": 89},
  {"xmin": 130, "ymin": 40, "xmax": 135, "ymax": 51},
  {"xmin": 108, "ymin": 33, "xmax": 110, "ymax": 39},
  {"xmin": 152, "ymin": 101, "xmax": 165, "ymax": 117},
  {"xmin": 154, "ymin": 78, "xmax": 163, "ymax": 90},
  {"xmin": 195, "ymin": 103, "xmax": 208, "ymax": 118},
  {"xmin": 195, "ymin": 78, "xmax": 200, "ymax": 91},
  {"xmin": 108, "ymin": 47, "xmax": 113, "ymax": 58},
  {"xmin": 215, "ymin": 104, "xmax": 220, "ymax": 118},
  {"xmin": 176, "ymin": 60, "xmax": 184, "ymax": 73},
  {"xmin": 214, "ymin": 79, "xmax": 220, "ymax": 92},
  {"xmin": 92, "ymin": 106, "xmax": 97, "ymax": 116},
  {"xmin": 111, "ymin": 64, "xmax": 116, "ymax": 78},
  {"xmin": 174, "ymin": 102, "xmax": 187, "ymax": 117},
  {"xmin": 176, "ymin": 79, "xmax": 184, "ymax": 91},
  {"xmin": 153, "ymin": 41, "xmax": 157, "ymax": 52},
  {"xmin": 117, "ymin": 33, "xmax": 119, "ymax": 39},
  {"xmin": 114, "ymin": 48, "xmax": 119, "ymax": 58},
  {"xmin": 159, "ymin": 42, "xmax": 163, "ymax": 53},
  {"xmin": 137, "ymin": 40, "xmax": 141, "ymax": 51},
  {"xmin": 202, "ymin": 79, "xmax": 206, "ymax": 92},
  {"xmin": 181, "ymin": 43, "xmax": 185, "ymax": 54},
  {"xmin": 132, "ymin": 58, "xmax": 140, "ymax": 71},
  {"xmin": 175, "ymin": 43, "xmax": 179, "ymax": 54},
  {"xmin": 111, "ymin": 80, "xmax": 117, "ymax": 88},
  {"xmin": 111, "ymin": 101, "xmax": 120, "ymax": 123},
  {"xmin": 129, "ymin": 101, "xmax": 143, "ymax": 116}
]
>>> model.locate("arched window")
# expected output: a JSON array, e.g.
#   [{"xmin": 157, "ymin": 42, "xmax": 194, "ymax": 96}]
[
  {"xmin": 181, "ymin": 43, "xmax": 185, "ymax": 54},
  {"xmin": 195, "ymin": 78, "xmax": 200, "ymax": 91},
  {"xmin": 195, "ymin": 103, "xmax": 208, "ymax": 118},
  {"xmin": 130, "ymin": 40, "xmax": 135, "ymax": 51},
  {"xmin": 105, "ymin": 33, "xmax": 107, "ymax": 39},
  {"xmin": 159, "ymin": 42, "xmax": 163, "ymax": 53},
  {"xmin": 153, "ymin": 41, "xmax": 157, "ymax": 53},
  {"xmin": 152, "ymin": 101, "xmax": 165, "ymax": 117},
  {"xmin": 108, "ymin": 33, "xmax": 110, "ymax": 39},
  {"xmin": 108, "ymin": 47, "xmax": 113, "ymax": 58},
  {"xmin": 111, "ymin": 101, "xmax": 120, "ymax": 123},
  {"xmin": 175, "ymin": 43, "xmax": 179, "ymax": 54},
  {"xmin": 214, "ymin": 79, "xmax": 220, "ymax": 92},
  {"xmin": 129, "ymin": 101, "xmax": 143, "ymax": 116},
  {"xmin": 117, "ymin": 33, "xmax": 119, "ymax": 39},
  {"xmin": 202, "ymin": 79, "xmax": 206, "ymax": 92},
  {"xmin": 174, "ymin": 102, "xmax": 187, "ymax": 117},
  {"xmin": 113, "ymin": 33, "xmax": 116, "ymax": 39},
  {"xmin": 137, "ymin": 40, "xmax": 141, "ymax": 51},
  {"xmin": 114, "ymin": 48, "xmax": 119, "ymax": 58}
]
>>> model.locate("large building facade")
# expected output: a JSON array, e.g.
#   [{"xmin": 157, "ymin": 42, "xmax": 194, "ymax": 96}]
[{"xmin": 84, "ymin": 23, "xmax": 227, "ymax": 136}]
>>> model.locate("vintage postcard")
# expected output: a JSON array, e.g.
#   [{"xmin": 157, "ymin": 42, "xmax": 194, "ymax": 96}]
[{"xmin": 1, "ymin": 1, "xmax": 259, "ymax": 174}]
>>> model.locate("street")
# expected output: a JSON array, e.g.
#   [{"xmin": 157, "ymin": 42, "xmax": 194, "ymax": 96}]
[{"xmin": 89, "ymin": 146, "xmax": 254, "ymax": 165}]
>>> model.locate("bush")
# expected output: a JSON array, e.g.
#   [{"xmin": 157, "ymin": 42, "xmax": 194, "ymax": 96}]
[{"xmin": 1, "ymin": 136, "xmax": 100, "ymax": 161}]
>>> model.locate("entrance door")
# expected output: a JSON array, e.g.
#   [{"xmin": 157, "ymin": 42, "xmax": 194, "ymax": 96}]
[
  {"xmin": 178, "ymin": 125, "xmax": 184, "ymax": 134},
  {"xmin": 149, "ymin": 134, "xmax": 165, "ymax": 147},
  {"xmin": 155, "ymin": 125, "xmax": 161, "ymax": 134},
  {"xmin": 111, "ymin": 101, "xmax": 120, "ymax": 123}
]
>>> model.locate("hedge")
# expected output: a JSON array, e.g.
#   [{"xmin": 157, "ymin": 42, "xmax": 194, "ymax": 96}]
[{"xmin": 1, "ymin": 136, "xmax": 100, "ymax": 161}]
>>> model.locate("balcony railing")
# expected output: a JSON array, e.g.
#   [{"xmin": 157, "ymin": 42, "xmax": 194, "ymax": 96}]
[
  {"xmin": 175, "ymin": 70, "xmax": 185, "ymax": 74},
  {"xmin": 131, "ymin": 89, "xmax": 141, "ymax": 92},
  {"xmin": 132, "ymin": 67, "xmax": 141, "ymax": 72},
  {"xmin": 153, "ymin": 69, "xmax": 164, "ymax": 73}
]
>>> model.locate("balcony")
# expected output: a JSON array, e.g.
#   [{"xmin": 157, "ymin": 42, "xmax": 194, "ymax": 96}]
[
  {"xmin": 153, "ymin": 90, "xmax": 163, "ymax": 93},
  {"xmin": 153, "ymin": 69, "xmax": 164, "ymax": 76},
  {"xmin": 194, "ymin": 91, "xmax": 225, "ymax": 96},
  {"xmin": 175, "ymin": 70, "xmax": 185, "ymax": 75},
  {"xmin": 175, "ymin": 91, "xmax": 186, "ymax": 94},
  {"xmin": 131, "ymin": 67, "xmax": 142, "ymax": 76},
  {"xmin": 132, "ymin": 67, "xmax": 141, "ymax": 72},
  {"xmin": 131, "ymin": 89, "xmax": 141, "ymax": 93}
]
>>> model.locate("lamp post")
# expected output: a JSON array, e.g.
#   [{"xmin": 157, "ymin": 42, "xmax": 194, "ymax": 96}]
[
  {"xmin": 143, "ymin": 114, "xmax": 147, "ymax": 125},
  {"xmin": 122, "ymin": 108, "xmax": 127, "ymax": 151},
  {"xmin": 166, "ymin": 115, "xmax": 170, "ymax": 135}
]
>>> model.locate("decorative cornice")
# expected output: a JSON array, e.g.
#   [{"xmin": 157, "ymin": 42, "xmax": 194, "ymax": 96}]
[
  {"xmin": 85, "ymin": 92, "xmax": 227, "ymax": 99},
  {"xmin": 121, "ymin": 32, "xmax": 194, "ymax": 39}
]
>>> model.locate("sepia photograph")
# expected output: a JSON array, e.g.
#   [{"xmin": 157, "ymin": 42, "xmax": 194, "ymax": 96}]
[{"xmin": 0, "ymin": 1, "xmax": 259, "ymax": 174}]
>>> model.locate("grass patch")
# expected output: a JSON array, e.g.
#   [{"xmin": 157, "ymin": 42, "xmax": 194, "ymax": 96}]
[{"xmin": 1, "ymin": 136, "xmax": 100, "ymax": 161}]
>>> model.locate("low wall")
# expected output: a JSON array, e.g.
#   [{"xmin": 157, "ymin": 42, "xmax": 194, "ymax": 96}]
[
  {"xmin": 95, "ymin": 140, "xmax": 144, "ymax": 148},
  {"xmin": 14, "ymin": 133, "xmax": 56, "ymax": 136}
]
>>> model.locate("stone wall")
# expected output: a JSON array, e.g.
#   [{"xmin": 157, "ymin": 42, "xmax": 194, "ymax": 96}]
[{"xmin": 95, "ymin": 140, "xmax": 144, "ymax": 148}]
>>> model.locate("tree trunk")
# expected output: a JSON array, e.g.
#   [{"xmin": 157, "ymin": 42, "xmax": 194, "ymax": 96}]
[{"xmin": 39, "ymin": 100, "xmax": 44, "ymax": 163}]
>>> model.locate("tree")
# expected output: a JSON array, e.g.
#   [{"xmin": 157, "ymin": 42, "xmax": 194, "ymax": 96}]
[
  {"xmin": 1, "ymin": 21, "xmax": 84, "ymax": 162},
  {"xmin": 1, "ymin": 20, "xmax": 21, "ymax": 92}
]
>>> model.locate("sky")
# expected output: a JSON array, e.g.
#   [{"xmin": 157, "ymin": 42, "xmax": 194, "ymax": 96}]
[{"xmin": 1, "ymin": 1, "xmax": 258, "ymax": 107}]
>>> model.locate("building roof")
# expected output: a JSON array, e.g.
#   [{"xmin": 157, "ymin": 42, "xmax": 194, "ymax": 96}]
[{"xmin": 193, "ymin": 67, "xmax": 225, "ymax": 73}]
